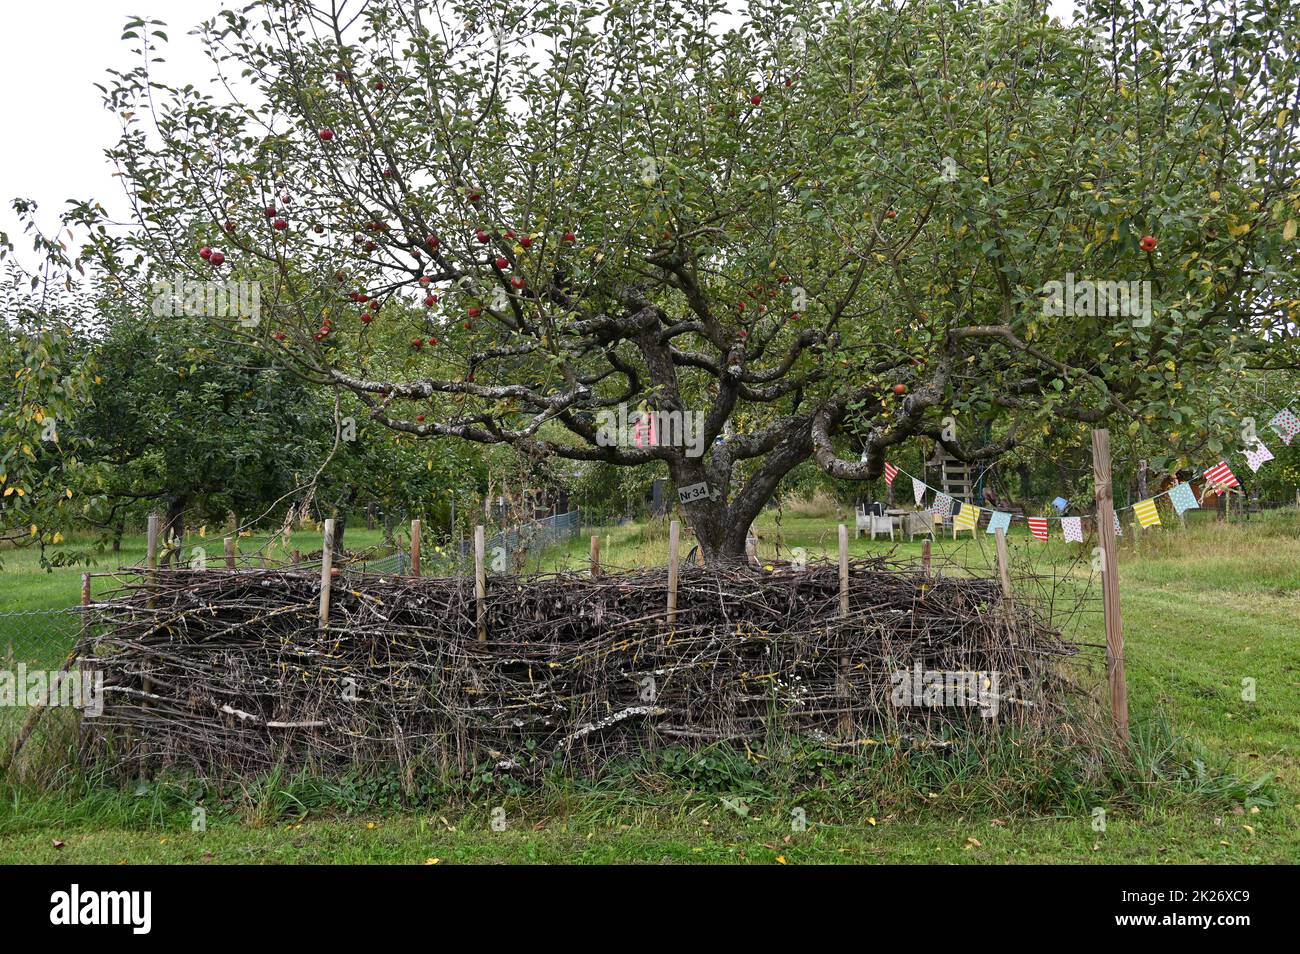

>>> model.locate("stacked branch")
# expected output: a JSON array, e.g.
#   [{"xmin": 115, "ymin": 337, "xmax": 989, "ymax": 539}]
[{"xmin": 79, "ymin": 559, "xmax": 1076, "ymax": 778}]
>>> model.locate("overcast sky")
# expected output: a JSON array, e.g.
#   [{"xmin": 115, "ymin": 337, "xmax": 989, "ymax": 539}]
[{"xmin": 0, "ymin": 0, "xmax": 1077, "ymax": 271}]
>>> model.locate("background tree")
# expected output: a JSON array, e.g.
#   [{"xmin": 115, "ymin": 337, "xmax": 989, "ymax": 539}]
[{"xmin": 84, "ymin": 0, "xmax": 1299, "ymax": 562}]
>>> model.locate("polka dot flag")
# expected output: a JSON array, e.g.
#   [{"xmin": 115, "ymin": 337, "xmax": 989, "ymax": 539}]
[
  {"xmin": 1268, "ymin": 408, "xmax": 1299, "ymax": 445},
  {"xmin": 1168, "ymin": 481, "xmax": 1199, "ymax": 514},
  {"xmin": 986, "ymin": 511, "xmax": 1011, "ymax": 535},
  {"xmin": 1062, "ymin": 516, "xmax": 1084, "ymax": 542},
  {"xmin": 1244, "ymin": 440, "xmax": 1274, "ymax": 473}
]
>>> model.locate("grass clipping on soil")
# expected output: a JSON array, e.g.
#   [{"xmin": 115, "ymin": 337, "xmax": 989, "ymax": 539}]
[{"xmin": 80, "ymin": 557, "xmax": 1077, "ymax": 778}]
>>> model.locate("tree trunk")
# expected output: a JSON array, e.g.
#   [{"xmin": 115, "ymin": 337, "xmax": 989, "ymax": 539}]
[{"xmin": 160, "ymin": 495, "xmax": 186, "ymax": 567}]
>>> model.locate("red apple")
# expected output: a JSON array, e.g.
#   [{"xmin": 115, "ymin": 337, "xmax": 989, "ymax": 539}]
[
  {"xmin": 790, "ymin": 312, "xmax": 800, "ymax": 321},
  {"xmin": 424, "ymin": 295, "xmax": 437, "ymax": 307},
  {"xmin": 563, "ymin": 231, "xmax": 575, "ymax": 242},
  {"xmin": 416, "ymin": 415, "xmax": 425, "ymax": 422},
  {"xmin": 363, "ymin": 240, "xmax": 377, "ymax": 252},
  {"xmin": 750, "ymin": 94, "xmax": 762, "ymax": 105},
  {"xmin": 511, "ymin": 276, "xmax": 525, "ymax": 289},
  {"xmin": 410, "ymin": 338, "xmax": 423, "ymax": 349},
  {"xmin": 428, "ymin": 337, "xmax": 438, "ymax": 346},
  {"xmin": 199, "ymin": 246, "xmax": 212, "ymax": 260},
  {"xmin": 209, "ymin": 251, "xmax": 225, "ymax": 266},
  {"xmin": 519, "ymin": 235, "xmax": 533, "ymax": 248},
  {"xmin": 469, "ymin": 190, "xmax": 482, "ymax": 202},
  {"xmin": 885, "ymin": 210, "xmax": 897, "ymax": 219},
  {"xmin": 360, "ymin": 313, "xmax": 373, "ymax": 324},
  {"xmin": 318, "ymin": 128, "xmax": 334, "ymax": 141},
  {"xmin": 425, "ymin": 234, "xmax": 440, "ymax": 249},
  {"xmin": 893, "ymin": 383, "xmax": 907, "ymax": 395},
  {"xmin": 504, "ymin": 229, "xmax": 516, "ymax": 239},
  {"xmin": 494, "ymin": 256, "xmax": 509, "ymax": 269},
  {"xmin": 223, "ymin": 220, "xmax": 236, "ymax": 233},
  {"xmin": 263, "ymin": 205, "xmax": 277, "ymax": 217},
  {"xmin": 273, "ymin": 331, "xmax": 286, "ymax": 341},
  {"xmin": 274, "ymin": 217, "xmax": 288, "ymax": 230},
  {"xmin": 1139, "ymin": 234, "xmax": 1157, "ymax": 252},
  {"xmin": 313, "ymin": 223, "xmax": 325, "ymax": 234},
  {"xmin": 418, "ymin": 276, "xmax": 431, "ymax": 286},
  {"xmin": 463, "ymin": 321, "xmax": 473, "ymax": 330},
  {"xmin": 468, "ymin": 306, "xmax": 482, "ymax": 317},
  {"xmin": 475, "ymin": 229, "xmax": 489, "ymax": 244}
]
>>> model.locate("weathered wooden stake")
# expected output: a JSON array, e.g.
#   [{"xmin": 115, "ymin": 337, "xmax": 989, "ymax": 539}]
[
  {"xmin": 994, "ymin": 527, "xmax": 1013, "ymax": 599},
  {"xmin": 837, "ymin": 524, "xmax": 850, "ymax": 616},
  {"xmin": 838, "ymin": 524, "xmax": 852, "ymax": 736},
  {"xmin": 318, "ymin": 519, "xmax": 335, "ymax": 633},
  {"xmin": 666, "ymin": 520, "xmax": 681, "ymax": 625},
  {"xmin": 224, "ymin": 536, "xmax": 235, "ymax": 568},
  {"xmin": 1091, "ymin": 429, "xmax": 1129, "ymax": 741},
  {"xmin": 921, "ymin": 538, "xmax": 932, "ymax": 576},
  {"xmin": 589, "ymin": 534, "xmax": 600, "ymax": 576},
  {"xmin": 146, "ymin": 514, "xmax": 160, "ymax": 570},
  {"xmin": 292, "ymin": 548, "xmax": 301, "ymax": 567},
  {"xmin": 474, "ymin": 525, "xmax": 487, "ymax": 641},
  {"xmin": 410, "ymin": 519, "xmax": 422, "ymax": 577}
]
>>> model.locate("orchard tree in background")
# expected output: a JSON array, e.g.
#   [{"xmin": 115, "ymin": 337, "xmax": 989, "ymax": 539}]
[{"xmin": 81, "ymin": 0, "xmax": 1299, "ymax": 563}]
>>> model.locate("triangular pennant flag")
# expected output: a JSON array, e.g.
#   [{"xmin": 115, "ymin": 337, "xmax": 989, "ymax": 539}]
[
  {"xmin": 1134, "ymin": 497, "xmax": 1161, "ymax": 527},
  {"xmin": 1027, "ymin": 517, "xmax": 1048, "ymax": 541},
  {"xmin": 884, "ymin": 462, "xmax": 899, "ymax": 487},
  {"xmin": 1062, "ymin": 516, "xmax": 1084, "ymax": 542},
  {"xmin": 986, "ymin": 511, "xmax": 1011, "ymax": 535},
  {"xmin": 953, "ymin": 503, "xmax": 979, "ymax": 530},
  {"xmin": 933, "ymin": 493, "xmax": 954, "ymax": 517},
  {"xmin": 1268, "ymin": 408, "xmax": 1299, "ymax": 445},
  {"xmin": 912, "ymin": 477, "xmax": 927, "ymax": 506},
  {"xmin": 1168, "ymin": 482, "xmax": 1199, "ymax": 514},
  {"xmin": 1244, "ymin": 440, "xmax": 1274, "ymax": 473},
  {"xmin": 1202, "ymin": 460, "xmax": 1239, "ymax": 489}
]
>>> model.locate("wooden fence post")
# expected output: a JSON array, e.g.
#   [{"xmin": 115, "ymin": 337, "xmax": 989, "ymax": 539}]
[
  {"xmin": 224, "ymin": 536, "xmax": 235, "ymax": 569},
  {"xmin": 1091, "ymin": 429, "xmax": 1129, "ymax": 741},
  {"xmin": 474, "ymin": 525, "xmax": 487, "ymax": 641},
  {"xmin": 318, "ymin": 519, "xmax": 335, "ymax": 633},
  {"xmin": 590, "ymin": 534, "xmax": 600, "ymax": 576},
  {"xmin": 921, "ymin": 538, "xmax": 932, "ymax": 576},
  {"xmin": 994, "ymin": 527, "xmax": 1013, "ymax": 599},
  {"xmin": 410, "ymin": 519, "xmax": 421, "ymax": 577},
  {"xmin": 143, "ymin": 514, "xmax": 159, "ymax": 703},
  {"xmin": 146, "ymin": 514, "xmax": 160, "ymax": 571},
  {"xmin": 666, "ymin": 520, "xmax": 680, "ymax": 625},
  {"xmin": 838, "ymin": 524, "xmax": 852, "ymax": 736},
  {"xmin": 292, "ymin": 548, "xmax": 301, "ymax": 567}
]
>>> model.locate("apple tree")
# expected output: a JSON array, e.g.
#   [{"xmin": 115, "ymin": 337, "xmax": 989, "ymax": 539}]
[{"xmin": 84, "ymin": 0, "xmax": 1299, "ymax": 562}]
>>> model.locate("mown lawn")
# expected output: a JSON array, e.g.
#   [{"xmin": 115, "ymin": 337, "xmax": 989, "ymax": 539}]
[{"xmin": 1, "ymin": 509, "xmax": 1297, "ymax": 863}]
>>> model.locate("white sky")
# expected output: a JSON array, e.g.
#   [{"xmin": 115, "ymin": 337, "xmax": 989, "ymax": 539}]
[{"xmin": 0, "ymin": 0, "xmax": 1078, "ymax": 271}]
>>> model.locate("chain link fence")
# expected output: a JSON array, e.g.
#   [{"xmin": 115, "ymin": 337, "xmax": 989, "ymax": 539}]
[{"xmin": 0, "ymin": 606, "xmax": 83, "ymax": 672}]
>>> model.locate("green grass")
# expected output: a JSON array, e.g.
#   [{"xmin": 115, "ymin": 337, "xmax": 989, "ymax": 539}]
[{"xmin": 2, "ymin": 508, "xmax": 1297, "ymax": 863}]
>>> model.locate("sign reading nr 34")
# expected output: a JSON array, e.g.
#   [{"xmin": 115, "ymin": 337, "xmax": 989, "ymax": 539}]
[{"xmin": 677, "ymin": 481, "xmax": 711, "ymax": 504}]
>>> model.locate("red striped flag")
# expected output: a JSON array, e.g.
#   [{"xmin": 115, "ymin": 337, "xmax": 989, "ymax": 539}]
[
  {"xmin": 1027, "ymin": 517, "xmax": 1048, "ymax": 541},
  {"xmin": 1203, "ymin": 460, "xmax": 1239, "ymax": 489},
  {"xmin": 884, "ymin": 462, "xmax": 898, "ymax": 487}
]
